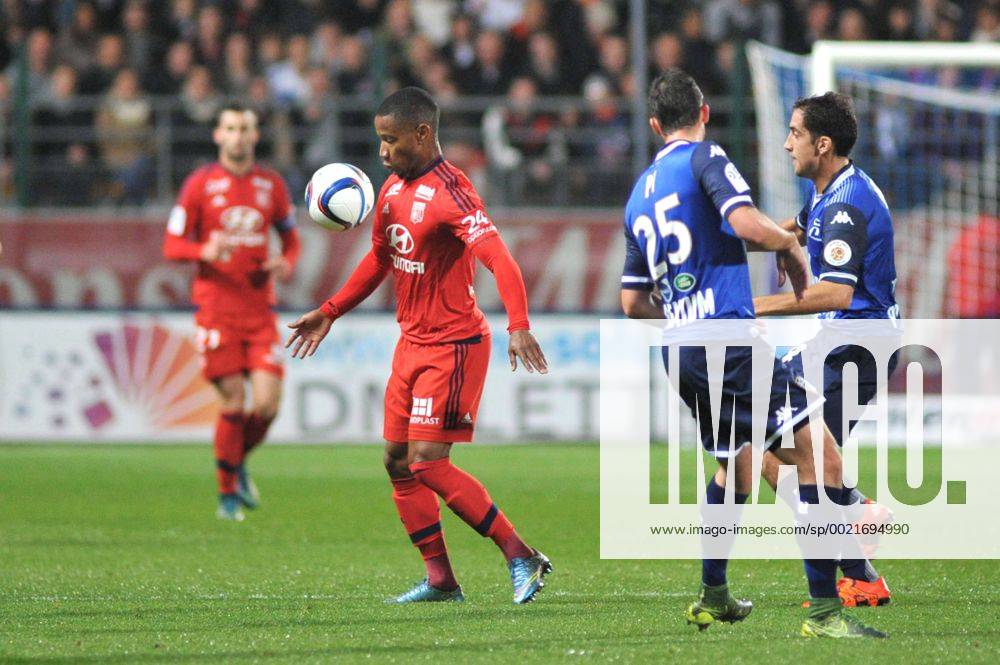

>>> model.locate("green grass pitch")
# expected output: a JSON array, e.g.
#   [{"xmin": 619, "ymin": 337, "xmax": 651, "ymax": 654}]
[{"xmin": 1, "ymin": 444, "xmax": 997, "ymax": 663}]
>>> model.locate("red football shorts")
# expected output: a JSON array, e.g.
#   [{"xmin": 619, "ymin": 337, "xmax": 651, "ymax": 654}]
[
  {"xmin": 383, "ymin": 335, "xmax": 491, "ymax": 444},
  {"xmin": 194, "ymin": 310, "xmax": 284, "ymax": 381}
]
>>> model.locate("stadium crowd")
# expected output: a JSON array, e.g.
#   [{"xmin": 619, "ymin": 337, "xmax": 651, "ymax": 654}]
[{"xmin": 0, "ymin": 0, "xmax": 997, "ymax": 207}]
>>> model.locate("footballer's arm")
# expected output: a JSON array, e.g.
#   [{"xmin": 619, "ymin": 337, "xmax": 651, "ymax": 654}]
[
  {"xmin": 470, "ymin": 235, "xmax": 548, "ymax": 374},
  {"xmin": 754, "ymin": 280, "xmax": 854, "ymax": 317},
  {"xmin": 621, "ymin": 288, "xmax": 665, "ymax": 320},
  {"xmin": 726, "ymin": 206, "xmax": 809, "ymax": 299}
]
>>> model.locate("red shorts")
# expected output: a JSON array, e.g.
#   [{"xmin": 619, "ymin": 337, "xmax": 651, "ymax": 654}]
[
  {"xmin": 194, "ymin": 310, "xmax": 284, "ymax": 382},
  {"xmin": 384, "ymin": 335, "xmax": 491, "ymax": 444}
]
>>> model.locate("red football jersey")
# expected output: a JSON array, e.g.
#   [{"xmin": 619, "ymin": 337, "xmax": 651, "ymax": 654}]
[
  {"xmin": 374, "ymin": 157, "xmax": 499, "ymax": 344},
  {"xmin": 166, "ymin": 162, "xmax": 295, "ymax": 317}
]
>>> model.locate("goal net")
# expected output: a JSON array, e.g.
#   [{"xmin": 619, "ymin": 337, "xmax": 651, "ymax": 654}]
[{"xmin": 747, "ymin": 41, "xmax": 1000, "ymax": 318}]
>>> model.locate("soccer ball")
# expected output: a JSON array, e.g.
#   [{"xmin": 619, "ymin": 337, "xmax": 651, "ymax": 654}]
[{"xmin": 304, "ymin": 163, "xmax": 375, "ymax": 231}]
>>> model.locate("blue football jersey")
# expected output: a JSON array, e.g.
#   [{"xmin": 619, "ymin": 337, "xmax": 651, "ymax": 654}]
[
  {"xmin": 621, "ymin": 140, "xmax": 755, "ymax": 321},
  {"xmin": 795, "ymin": 162, "xmax": 899, "ymax": 320}
]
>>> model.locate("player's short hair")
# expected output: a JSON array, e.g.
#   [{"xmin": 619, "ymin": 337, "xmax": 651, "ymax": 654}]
[
  {"xmin": 647, "ymin": 69, "xmax": 704, "ymax": 134},
  {"xmin": 215, "ymin": 102, "xmax": 257, "ymax": 128},
  {"xmin": 376, "ymin": 86, "xmax": 440, "ymax": 134},
  {"xmin": 792, "ymin": 92, "xmax": 858, "ymax": 157}
]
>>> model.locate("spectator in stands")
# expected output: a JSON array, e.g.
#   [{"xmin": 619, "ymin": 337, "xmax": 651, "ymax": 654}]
[
  {"xmin": 837, "ymin": 8, "xmax": 870, "ymax": 41},
  {"xmin": 483, "ymin": 76, "xmax": 566, "ymax": 205},
  {"xmin": 3, "ymin": 28, "xmax": 53, "ymax": 100},
  {"xmin": 172, "ymin": 66, "xmax": 222, "ymax": 168},
  {"xmin": 96, "ymin": 68, "xmax": 153, "ymax": 204},
  {"xmin": 310, "ymin": 21, "xmax": 342, "ymax": 71},
  {"xmin": 403, "ymin": 34, "xmax": 440, "ymax": 88},
  {"xmin": 443, "ymin": 13, "xmax": 478, "ymax": 92},
  {"xmin": 222, "ymin": 32, "xmax": 254, "ymax": 97},
  {"xmin": 885, "ymin": 3, "xmax": 918, "ymax": 41},
  {"xmin": 336, "ymin": 36, "xmax": 374, "ymax": 96},
  {"xmin": 579, "ymin": 74, "xmax": 629, "ymax": 204},
  {"xmin": 523, "ymin": 32, "xmax": 566, "ymax": 96},
  {"xmin": 704, "ymin": 0, "xmax": 783, "ymax": 46},
  {"xmin": 380, "ymin": 0, "xmax": 416, "ymax": 87},
  {"xmin": 802, "ymin": 0, "xmax": 836, "ymax": 47},
  {"xmin": 145, "ymin": 40, "xmax": 193, "ymax": 96},
  {"xmin": 34, "ymin": 65, "xmax": 92, "ymax": 159},
  {"xmin": 256, "ymin": 33, "xmax": 284, "ymax": 72},
  {"xmin": 329, "ymin": 0, "xmax": 384, "ymax": 35},
  {"xmin": 294, "ymin": 65, "xmax": 340, "ymax": 173},
  {"xmin": 678, "ymin": 7, "xmax": 725, "ymax": 94},
  {"xmin": 595, "ymin": 34, "xmax": 629, "ymax": 96},
  {"xmin": 193, "ymin": 4, "xmax": 225, "ymax": 75},
  {"xmin": 465, "ymin": 30, "xmax": 511, "ymax": 95},
  {"xmin": 971, "ymin": 3, "xmax": 1000, "ymax": 42},
  {"xmin": 121, "ymin": 0, "xmax": 163, "ymax": 76},
  {"xmin": 169, "ymin": 0, "xmax": 198, "ymax": 43},
  {"xmin": 465, "ymin": 0, "xmax": 526, "ymax": 32},
  {"xmin": 412, "ymin": 0, "xmax": 457, "ymax": 46},
  {"xmin": 267, "ymin": 34, "xmax": 311, "ymax": 106},
  {"xmin": 649, "ymin": 32, "xmax": 682, "ymax": 82},
  {"xmin": 79, "ymin": 33, "xmax": 124, "ymax": 95},
  {"xmin": 232, "ymin": 0, "xmax": 281, "ymax": 42},
  {"xmin": 55, "ymin": 2, "xmax": 100, "ymax": 73}
]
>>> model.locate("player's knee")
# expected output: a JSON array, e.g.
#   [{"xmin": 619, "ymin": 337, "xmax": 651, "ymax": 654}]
[
  {"xmin": 251, "ymin": 400, "xmax": 279, "ymax": 422},
  {"xmin": 383, "ymin": 452, "xmax": 411, "ymax": 479}
]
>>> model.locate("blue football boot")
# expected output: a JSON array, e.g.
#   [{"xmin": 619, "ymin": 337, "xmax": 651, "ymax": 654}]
[
  {"xmin": 216, "ymin": 493, "xmax": 245, "ymax": 522},
  {"xmin": 509, "ymin": 550, "xmax": 553, "ymax": 604},
  {"xmin": 386, "ymin": 579, "xmax": 465, "ymax": 604},
  {"xmin": 237, "ymin": 465, "xmax": 260, "ymax": 510}
]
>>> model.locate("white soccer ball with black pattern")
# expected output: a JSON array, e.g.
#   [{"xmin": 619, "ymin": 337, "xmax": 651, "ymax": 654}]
[{"xmin": 304, "ymin": 163, "xmax": 375, "ymax": 231}]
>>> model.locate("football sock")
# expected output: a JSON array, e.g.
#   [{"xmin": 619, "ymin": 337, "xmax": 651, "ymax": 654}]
[
  {"xmin": 390, "ymin": 476, "xmax": 457, "ymax": 590},
  {"xmin": 798, "ymin": 484, "xmax": 839, "ymax": 601},
  {"xmin": 838, "ymin": 485, "xmax": 881, "ymax": 582},
  {"xmin": 214, "ymin": 411, "xmax": 245, "ymax": 495},
  {"xmin": 242, "ymin": 413, "xmax": 274, "ymax": 457},
  {"xmin": 410, "ymin": 458, "xmax": 533, "ymax": 562},
  {"xmin": 701, "ymin": 477, "xmax": 749, "ymax": 587}
]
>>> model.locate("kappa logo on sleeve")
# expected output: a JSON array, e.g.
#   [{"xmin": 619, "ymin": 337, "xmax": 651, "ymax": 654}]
[
  {"xmin": 710, "ymin": 144, "xmax": 727, "ymax": 158},
  {"xmin": 831, "ymin": 210, "xmax": 854, "ymax": 225}
]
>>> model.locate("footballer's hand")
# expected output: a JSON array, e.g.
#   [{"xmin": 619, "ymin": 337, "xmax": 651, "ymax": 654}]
[
  {"xmin": 285, "ymin": 309, "xmax": 333, "ymax": 359},
  {"xmin": 508, "ymin": 329, "xmax": 548, "ymax": 374},
  {"xmin": 264, "ymin": 255, "xmax": 292, "ymax": 281},
  {"xmin": 200, "ymin": 231, "xmax": 236, "ymax": 262},
  {"xmin": 777, "ymin": 243, "xmax": 809, "ymax": 300}
]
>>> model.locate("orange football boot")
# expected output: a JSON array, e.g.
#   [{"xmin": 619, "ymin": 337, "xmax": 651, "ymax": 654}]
[{"xmin": 837, "ymin": 576, "xmax": 891, "ymax": 607}]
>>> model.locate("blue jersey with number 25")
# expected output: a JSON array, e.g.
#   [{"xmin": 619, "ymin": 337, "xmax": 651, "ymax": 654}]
[{"xmin": 621, "ymin": 139, "xmax": 756, "ymax": 321}]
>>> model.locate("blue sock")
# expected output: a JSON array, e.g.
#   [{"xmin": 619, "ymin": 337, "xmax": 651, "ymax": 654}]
[
  {"xmin": 701, "ymin": 478, "xmax": 749, "ymax": 587},
  {"xmin": 799, "ymin": 484, "xmax": 838, "ymax": 598}
]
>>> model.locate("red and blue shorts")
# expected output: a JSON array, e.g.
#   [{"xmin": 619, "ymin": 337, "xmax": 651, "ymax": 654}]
[
  {"xmin": 383, "ymin": 335, "xmax": 491, "ymax": 444},
  {"xmin": 194, "ymin": 309, "xmax": 284, "ymax": 382}
]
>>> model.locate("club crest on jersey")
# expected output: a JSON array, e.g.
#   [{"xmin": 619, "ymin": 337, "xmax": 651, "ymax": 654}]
[
  {"xmin": 386, "ymin": 224, "xmax": 415, "ymax": 254},
  {"xmin": 382, "ymin": 202, "xmax": 390, "ymax": 215},
  {"xmin": 415, "ymin": 184, "xmax": 436, "ymax": 201},
  {"xmin": 387, "ymin": 182, "xmax": 403, "ymax": 197},
  {"xmin": 824, "ymin": 239, "xmax": 852, "ymax": 266},
  {"xmin": 255, "ymin": 190, "xmax": 271, "ymax": 207},
  {"xmin": 831, "ymin": 210, "xmax": 854, "ymax": 225},
  {"xmin": 411, "ymin": 201, "xmax": 426, "ymax": 224},
  {"xmin": 211, "ymin": 194, "xmax": 227, "ymax": 208}
]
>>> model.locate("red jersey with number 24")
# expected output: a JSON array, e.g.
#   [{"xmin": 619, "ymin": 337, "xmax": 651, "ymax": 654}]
[{"xmin": 372, "ymin": 157, "xmax": 500, "ymax": 344}]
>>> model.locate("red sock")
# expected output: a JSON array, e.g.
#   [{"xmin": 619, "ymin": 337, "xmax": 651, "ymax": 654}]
[
  {"xmin": 214, "ymin": 411, "xmax": 245, "ymax": 495},
  {"xmin": 391, "ymin": 477, "xmax": 457, "ymax": 590},
  {"xmin": 410, "ymin": 458, "xmax": 533, "ymax": 562},
  {"xmin": 243, "ymin": 413, "xmax": 273, "ymax": 456}
]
